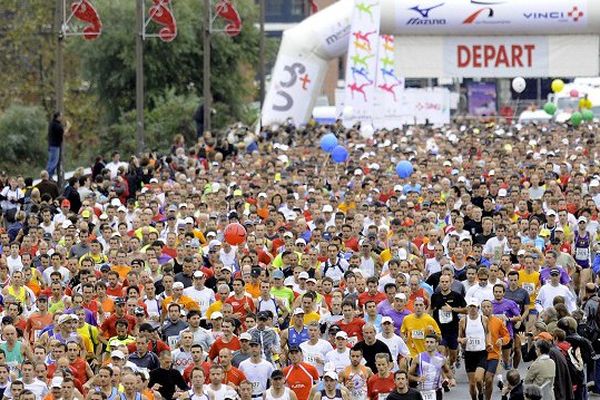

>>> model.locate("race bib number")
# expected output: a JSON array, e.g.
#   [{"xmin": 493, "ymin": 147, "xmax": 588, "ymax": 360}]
[
  {"xmin": 576, "ymin": 247, "xmax": 589, "ymax": 260},
  {"xmin": 304, "ymin": 353, "xmax": 317, "ymax": 364},
  {"xmin": 467, "ymin": 337, "xmax": 482, "ymax": 349},
  {"xmin": 522, "ymin": 283, "xmax": 535, "ymax": 294},
  {"xmin": 167, "ymin": 335, "xmax": 179, "ymax": 349},
  {"xmin": 251, "ymin": 381, "xmax": 261, "ymax": 394},
  {"xmin": 421, "ymin": 390, "xmax": 436, "ymax": 400},
  {"xmin": 412, "ymin": 330, "xmax": 424, "ymax": 340},
  {"xmin": 439, "ymin": 310, "xmax": 452, "ymax": 324}
]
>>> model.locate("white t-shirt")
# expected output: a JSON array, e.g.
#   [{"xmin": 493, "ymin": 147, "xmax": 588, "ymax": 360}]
[
  {"xmin": 465, "ymin": 282, "xmax": 494, "ymax": 304},
  {"xmin": 325, "ymin": 348, "xmax": 351, "ymax": 373},
  {"xmin": 238, "ymin": 358, "xmax": 275, "ymax": 396},
  {"xmin": 376, "ymin": 333, "xmax": 410, "ymax": 370},
  {"xmin": 483, "ymin": 236, "xmax": 509, "ymax": 262},
  {"xmin": 183, "ymin": 286, "xmax": 215, "ymax": 314},
  {"xmin": 300, "ymin": 339, "xmax": 334, "ymax": 376},
  {"xmin": 6, "ymin": 255, "xmax": 23, "ymax": 274}
]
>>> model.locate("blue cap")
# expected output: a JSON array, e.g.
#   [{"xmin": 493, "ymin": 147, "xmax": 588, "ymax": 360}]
[{"xmin": 272, "ymin": 270, "xmax": 285, "ymax": 279}]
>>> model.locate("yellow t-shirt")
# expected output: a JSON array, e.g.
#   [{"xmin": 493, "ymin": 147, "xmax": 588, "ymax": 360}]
[
  {"xmin": 400, "ymin": 314, "xmax": 441, "ymax": 357},
  {"xmin": 205, "ymin": 300, "xmax": 224, "ymax": 319},
  {"xmin": 518, "ymin": 270, "xmax": 540, "ymax": 310},
  {"xmin": 303, "ymin": 311, "xmax": 321, "ymax": 325}
]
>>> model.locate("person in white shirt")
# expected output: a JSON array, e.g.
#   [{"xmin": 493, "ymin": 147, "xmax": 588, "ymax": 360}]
[
  {"xmin": 238, "ymin": 340, "xmax": 274, "ymax": 399},
  {"xmin": 375, "ymin": 316, "xmax": 410, "ymax": 371},
  {"xmin": 465, "ymin": 267, "xmax": 494, "ymax": 304},
  {"xmin": 461, "ymin": 266, "xmax": 478, "ymax": 295},
  {"xmin": 483, "ymin": 224, "xmax": 510, "ymax": 264},
  {"xmin": 325, "ymin": 331, "xmax": 351, "ymax": 373},
  {"xmin": 105, "ymin": 151, "xmax": 128, "ymax": 179},
  {"xmin": 183, "ymin": 271, "xmax": 215, "ymax": 315},
  {"xmin": 300, "ymin": 323, "xmax": 334, "ymax": 377},
  {"xmin": 535, "ymin": 267, "xmax": 577, "ymax": 313}
]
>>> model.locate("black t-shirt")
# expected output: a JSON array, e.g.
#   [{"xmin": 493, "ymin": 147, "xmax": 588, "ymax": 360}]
[
  {"xmin": 464, "ymin": 219, "xmax": 482, "ymax": 237},
  {"xmin": 386, "ymin": 388, "xmax": 424, "ymax": 400},
  {"xmin": 474, "ymin": 232, "xmax": 495, "ymax": 245},
  {"xmin": 353, "ymin": 339, "xmax": 392, "ymax": 372},
  {"xmin": 431, "ymin": 290, "xmax": 466, "ymax": 332},
  {"xmin": 505, "ymin": 286, "xmax": 530, "ymax": 313},
  {"xmin": 148, "ymin": 367, "xmax": 188, "ymax": 400}
]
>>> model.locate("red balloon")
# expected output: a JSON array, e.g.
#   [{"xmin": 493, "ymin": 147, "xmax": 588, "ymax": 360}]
[
  {"xmin": 570, "ymin": 89, "xmax": 579, "ymax": 98},
  {"xmin": 224, "ymin": 223, "xmax": 247, "ymax": 245}
]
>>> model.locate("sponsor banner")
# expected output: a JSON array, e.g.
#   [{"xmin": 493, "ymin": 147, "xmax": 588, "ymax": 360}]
[
  {"xmin": 373, "ymin": 34, "xmax": 405, "ymax": 122},
  {"xmin": 395, "ymin": 35, "xmax": 599, "ymax": 78},
  {"xmin": 343, "ymin": 0, "xmax": 381, "ymax": 124},
  {"xmin": 262, "ymin": 54, "xmax": 323, "ymax": 126},
  {"xmin": 392, "ymin": 0, "xmax": 589, "ymax": 35},
  {"xmin": 467, "ymin": 82, "xmax": 497, "ymax": 116},
  {"xmin": 373, "ymin": 88, "xmax": 451, "ymax": 128}
]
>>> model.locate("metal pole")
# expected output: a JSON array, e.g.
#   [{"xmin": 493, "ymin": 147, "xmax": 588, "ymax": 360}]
[
  {"xmin": 136, "ymin": 0, "xmax": 145, "ymax": 153},
  {"xmin": 203, "ymin": 0, "xmax": 212, "ymax": 132},
  {"xmin": 55, "ymin": 0, "xmax": 65, "ymax": 187},
  {"xmin": 259, "ymin": 0, "xmax": 265, "ymax": 107}
]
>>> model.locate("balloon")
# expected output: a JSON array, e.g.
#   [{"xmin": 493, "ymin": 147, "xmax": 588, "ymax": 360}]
[
  {"xmin": 580, "ymin": 98, "xmax": 593, "ymax": 109},
  {"xmin": 331, "ymin": 145, "xmax": 349, "ymax": 163},
  {"xmin": 224, "ymin": 223, "xmax": 247, "ymax": 245},
  {"xmin": 511, "ymin": 77, "xmax": 526, "ymax": 94},
  {"xmin": 582, "ymin": 109, "xmax": 594, "ymax": 121},
  {"xmin": 570, "ymin": 89, "xmax": 579, "ymax": 98},
  {"xmin": 319, "ymin": 133, "xmax": 338, "ymax": 153},
  {"xmin": 551, "ymin": 79, "xmax": 565, "ymax": 93},
  {"xmin": 395, "ymin": 160, "xmax": 414, "ymax": 179},
  {"xmin": 571, "ymin": 112, "xmax": 583, "ymax": 127},
  {"xmin": 543, "ymin": 102, "xmax": 557, "ymax": 116}
]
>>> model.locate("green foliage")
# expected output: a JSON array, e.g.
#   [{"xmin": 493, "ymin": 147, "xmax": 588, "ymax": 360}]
[
  {"xmin": 0, "ymin": 104, "xmax": 47, "ymax": 173},
  {"xmin": 104, "ymin": 90, "xmax": 199, "ymax": 155}
]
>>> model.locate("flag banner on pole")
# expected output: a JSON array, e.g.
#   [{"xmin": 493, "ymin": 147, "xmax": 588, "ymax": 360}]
[{"xmin": 373, "ymin": 34, "xmax": 405, "ymax": 127}]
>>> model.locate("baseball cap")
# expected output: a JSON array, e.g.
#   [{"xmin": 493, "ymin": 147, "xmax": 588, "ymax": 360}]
[
  {"xmin": 81, "ymin": 210, "xmax": 91, "ymax": 218},
  {"xmin": 193, "ymin": 270, "xmax": 205, "ymax": 278},
  {"xmin": 58, "ymin": 314, "xmax": 74, "ymax": 325},
  {"xmin": 257, "ymin": 311, "xmax": 271, "ymax": 320},
  {"xmin": 239, "ymin": 332, "xmax": 252, "ymax": 341},
  {"xmin": 184, "ymin": 216, "xmax": 195, "ymax": 224},
  {"xmin": 61, "ymin": 199, "xmax": 71, "ymax": 207},
  {"xmin": 517, "ymin": 249, "xmax": 526, "ymax": 256},
  {"xmin": 546, "ymin": 209, "xmax": 557, "ymax": 217},
  {"xmin": 257, "ymin": 192, "xmax": 268, "ymax": 199},
  {"xmin": 394, "ymin": 293, "xmax": 407, "ymax": 301},
  {"xmin": 306, "ymin": 278, "xmax": 317, "ymax": 284},
  {"xmin": 295, "ymin": 238, "xmax": 306, "ymax": 245},
  {"xmin": 172, "ymin": 282, "xmax": 184, "ymax": 289},
  {"xmin": 115, "ymin": 297, "xmax": 126, "ymax": 305},
  {"xmin": 550, "ymin": 267, "xmax": 561, "ymax": 276},
  {"xmin": 328, "ymin": 325, "xmax": 341, "ymax": 334},
  {"xmin": 467, "ymin": 298, "xmax": 480, "ymax": 307},
  {"xmin": 335, "ymin": 331, "xmax": 348, "ymax": 339},
  {"xmin": 51, "ymin": 377, "xmax": 63, "ymax": 388},
  {"xmin": 293, "ymin": 307, "xmax": 305, "ymax": 316},
  {"xmin": 555, "ymin": 226, "xmax": 564, "ymax": 233},
  {"xmin": 381, "ymin": 316, "xmax": 393, "ymax": 324},
  {"xmin": 273, "ymin": 270, "xmax": 285, "ymax": 280},
  {"xmin": 298, "ymin": 272, "xmax": 309, "ymax": 280},
  {"xmin": 100, "ymin": 264, "xmax": 111, "ymax": 272},
  {"xmin": 322, "ymin": 205, "xmax": 334, "ymax": 213},
  {"xmin": 324, "ymin": 370, "xmax": 338, "ymax": 380},
  {"xmin": 283, "ymin": 231, "xmax": 294, "ymax": 238},
  {"xmin": 110, "ymin": 350, "xmax": 125, "ymax": 359},
  {"xmin": 578, "ymin": 216, "xmax": 588, "ymax": 224},
  {"xmin": 210, "ymin": 312, "xmax": 223, "ymax": 320}
]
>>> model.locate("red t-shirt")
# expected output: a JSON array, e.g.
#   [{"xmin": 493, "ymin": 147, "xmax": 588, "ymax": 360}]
[
  {"xmin": 367, "ymin": 374, "xmax": 396, "ymax": 400},
  {"xmin": 358, "ymin": 292, "xmax": 387, "ymax": 308},
  {"xmin": 282, "ymin": 362, "xmax": 319, "ymax": 400},
  {"xmin": 183, "ymin": 361, "xmax": 211, "ymax": 384},
  {"xmin": 208, "ymin": 337, "xmax": 241, "ymax": 361},
  {"xmin": 336, "ymin": 318, "xmax": 366, "ymax": 344},
  {"xmin": 100, "ymin": 313, "xmax": 136, "ymax": 338},
  {"xmin": 225, "ymin": 294, "xmax": 255, "ymax": 319}
]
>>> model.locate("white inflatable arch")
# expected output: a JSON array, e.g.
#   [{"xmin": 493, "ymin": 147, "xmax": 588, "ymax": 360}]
[{"xmin": 262, "ymin": 0, "xmax": 600, "ymax": 126}]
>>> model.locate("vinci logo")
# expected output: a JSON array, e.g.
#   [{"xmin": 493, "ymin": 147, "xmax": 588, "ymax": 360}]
[
  {"xmin": 524, "ymin": 6, "xmax": 584, "ymax": 23},
  {"xmin": 406, "ymin": 3, "xmax": 447, "ymax": 25}
]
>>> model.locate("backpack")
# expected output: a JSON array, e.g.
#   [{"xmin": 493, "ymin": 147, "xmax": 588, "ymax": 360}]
[{"xmin": 560, "ymin": 343, "xmax": 585, "ymax": 386}]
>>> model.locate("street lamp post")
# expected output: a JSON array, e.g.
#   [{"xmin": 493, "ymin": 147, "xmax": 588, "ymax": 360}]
[
  {"xmin": 136, "ymin": 0, "xmax": 145, "ymax": 154},
  {"xmin": 259, "ymin": 0, "xmax": 265, "ymax": 107},
  {"xmin": 203, "ymin": 0, "xmax": 212, "ymax": 132},
  {"xmin": 55, "ymin": 0, "xmax": 65, "ymax": 187}
]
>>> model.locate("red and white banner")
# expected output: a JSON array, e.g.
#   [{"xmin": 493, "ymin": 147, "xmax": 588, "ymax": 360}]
[{"xmin": 395, "ymin": 35, "xmax": 599, "ymax": 78}]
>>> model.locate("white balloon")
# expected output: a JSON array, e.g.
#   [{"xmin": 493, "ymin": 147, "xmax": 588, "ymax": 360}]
[
  {"xmin": 512, "ymin": 77, "xmax": 526, "ymax": 94},
  {"xmin": 360, "ymin": 123, "xmax": 374, "ymax": 139}
]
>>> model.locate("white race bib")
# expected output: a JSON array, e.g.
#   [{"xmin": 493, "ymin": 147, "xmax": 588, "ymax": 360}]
[
  {"xmin": 167, "ymin": 335, "xmax": 179, "ymax": 349},
  {"xmin": 522, "ymin": 283, "xmax": 535, "ymax": 294},
  {"xmin": 467, "ymin": 337, "xmax": 483, "ymax": 350},
  {"xmin": 421, "ymin": 390, "xmax": 436, "ymax": 400},
  {"xmin": 412, "ymin": 330, "xmax": 425, "ymax": 340},
  {"xmin": 439, "ymin": 310, "xmax": 453, "ymax": 324},
  {"xmin": 576, "ymin": 247, "xmax": 589, "ymax": 260},
  {"xmin": 378, "ymin": 393, "xmax": 390, "ymax": 400}
]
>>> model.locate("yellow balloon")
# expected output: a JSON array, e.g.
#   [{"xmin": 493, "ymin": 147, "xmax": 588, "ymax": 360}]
[
  {"xmin": 579, "ymin": 98, "xmax": 593, "ymax": 109},
  {"xmin": 551, "ymin": 79, "xmax": 565, "ymax": 93}
]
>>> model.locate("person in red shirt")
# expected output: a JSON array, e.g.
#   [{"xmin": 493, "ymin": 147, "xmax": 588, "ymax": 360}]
[
  {"xmin": 225, "ymin": 278, "xmax": 256, "ymax": 320},
  {"xmin": 66, "ymin": 341, "xmax": 93, "ymax": 384},
  {"xmin": 100, "ymin": 297, "xmax": 136, "ymax": 338},
  {"xmin": 219, "ymin": 348, "xmax": 246, "ymax": 388},
  {"xmin": 336, "ymin": 301, "xmax": 366, "ymax": 346},
  {"xmin": 105, "ymin": 271, "xmax": 123, "ymax": 298},
  {"xmin": 208, "ymin": 319, "xmax": 240, "ymax": 361},
  {"xmin": 341, "ymin": 224, "xmax": 359, "ymax": 252},
  {"xmin": 127, "ymin": 323, "xmax": 170, "ymax": 354},
  {"xmin": 367, "ymin": 353, "xmax": 396, "ymax": 400},
  {"xmin": 282, "ymin": 346, "xmax": 319, "ymax": 400},
  {"xmin": 183, "ymin": 344, "xmax": 211, "ymax": 384},
  {"xmin": 358, "ymin": 277, "xmax": 387, "ymax": 309}
]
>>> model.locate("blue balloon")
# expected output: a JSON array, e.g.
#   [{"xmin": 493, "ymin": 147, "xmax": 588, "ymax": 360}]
[
  {"xmin": 331, "ymin": 145, "xmax": 349, "ymax": 163},
  {"xmin": 396, "ymin": 160, "xmax": 413, "ymax": 178},
  {"xmin": 320, "ymin": 133, "xmax": 338, "ymax": 153}
]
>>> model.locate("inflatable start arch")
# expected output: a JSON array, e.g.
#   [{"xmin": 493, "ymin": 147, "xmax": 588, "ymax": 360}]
[{"xmin": 262, "ymin": 0, "xmax": 600, "ymax": 126}]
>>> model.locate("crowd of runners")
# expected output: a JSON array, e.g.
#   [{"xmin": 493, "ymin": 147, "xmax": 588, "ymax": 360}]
[{"xmin": 0, "ymin": 118, "xmax": 598, "ymax": 400}]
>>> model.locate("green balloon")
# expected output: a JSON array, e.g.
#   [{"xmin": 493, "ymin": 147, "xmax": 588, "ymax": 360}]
[
  {"xmin": 582, "ymin": 109, "xmax": 594, "ymax": 121},
  {"xmin": 571, "ymin": 111, "xmax": 583, "ymax": 127},
  {"xmin": 543, "ymin": 102, "xmax": 557, "ymax": 115}
]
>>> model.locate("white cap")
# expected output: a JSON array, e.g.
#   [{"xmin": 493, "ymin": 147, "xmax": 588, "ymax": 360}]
[
  {"xmin": 457, "ymin": 176, "xmax": 467, "ymax": 183},
  {"xmin": 590, "ymin": 179, "xmax": 600, "ymax": 188},
  {"xmin": 354, "ymin": 169, "xmax": 363, "ymax": 176},
  {"xmin": 179, "ymin": 203, "xmax": 188, "ymax": 209},
  {"xmin": 110, "ymin": 350, "xmax": 125, "ymax": 359},
  {"xmin": 546, "ymin": 209, "xmax": 557, "ymax": 217},
  {"xmin": 184, "ymin": 216, "xmax": 195, "ymax": 224},
  {"xmin": 467, "ymin": 298, "xmax": 480, "ymax": 307},
  {"xmin": 393, "ymin": 184, "xmax": 403, "ymax": 192},
  {"xmin": 335, "ymin": 331, "xmax": 348, "ymax": 339},
  {"xmin": 324, "ymin": 370, "xmax": 338, "ymax": 380},
  {"xmin": 62, "ymin": 220, "xmax": 73, "ymax": 229},
  {"xmin": 578, "ymin": 216, "xmax": 588, "ymax": 224},
  {"xmin": 295, "ymin": 238, "xmax": 306, "ymax": 245},
  {"xmin": 239, "ymin": 332, "xmax": 252, "ymax": 341},
  {"xmin": 117, "ymin": 206, "xmax": 127, "ymax": 213},
  {"xmin": 293, "ymin": 307, "xmax": 305, "ymax": 316},
  {"xmin": 298, "ymin": 271, "xmax": 309, "ymax": 280},
  {"xmin": 209, "ymin": 239, "xmax": 222, "ymax": 249},
  {"xmin": 172, "ymin": 282, "xmax": 184, "ymax": 289},
  {"xmin": 498, "ymin": 188, "xmax": 507, "ymax": 197},
  {"xmin": 51, "ymin": 377, "xmax": 63, "ymax": 388},
  {"xmin": 322, "ymin": 204, "xmax": 334, "ymax": 213},
  {"xmin": 210, "ymin": 312, "xmax": 223, "ymax": 320},
  {"xmin": 381, "ymin": 316, "xmax": 394, "ymax": 324},
  {"xmin": 193, "ymin": 270, "xmax": 205, "ymax": 278},
  {"xmin": 306, "ymin": 278, "xmax": 317, "ymax": 284},
  {"xmin": 258, "ymin": 192, "xmax": 268, "ymax": 198},
  {"xmin": 394, "ymin": 293, "xmax": 407, "ymax": 301},
  {"xmin": 111, "ymin": 198, "xmax": 122, "ymax": 207}
]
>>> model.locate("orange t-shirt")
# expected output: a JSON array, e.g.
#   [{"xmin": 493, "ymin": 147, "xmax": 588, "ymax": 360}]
[
  {"xmin": 224, "ymin": 366, "xmax": 247, "ymax": 387},
  {"xmin": 26, "ymin": 312, "xmax": 53, "ymax": 342},
  {"xmin": 112, "ymin": 265, "xmax": 132, "ymax": 281},
  {"xmin": 487, "ymin": 316, "xmax": 510, "ymax": 360},
  {"xmin": 282, "ymin": 362, "xmax": 319, "ymax": 400}
]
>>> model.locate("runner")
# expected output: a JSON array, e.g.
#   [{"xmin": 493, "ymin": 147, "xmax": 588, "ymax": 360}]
[
  {"xmin": 480, "ymin": 300, "xmax": 510, "ymax": 400},
  {"xmin": 338, "ymin": 347, "xmax": 373, "ymax": 400},
  {"xmin": 408, "ymin": 334, "xmax": 455, "ymax": 400},
  {"xmin": 458, "ymin": 298, "xmax": 490, "ymax": 400}
]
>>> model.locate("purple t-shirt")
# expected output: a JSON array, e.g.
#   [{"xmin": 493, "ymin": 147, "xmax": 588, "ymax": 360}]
[
  {"xmin": 492, "ymin": 298, "xmax": 521, "ymax": 337},
  {"xmin": 376, "ymin": 299, "xmax": 393, "ymax": 315},
  {"xmin": 382, "ymin": 308, "xmax": 411, "ymax": 335},
  {"xmin": 539, "ymin": 266, "xmax": 571, "ymax": 286}
]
